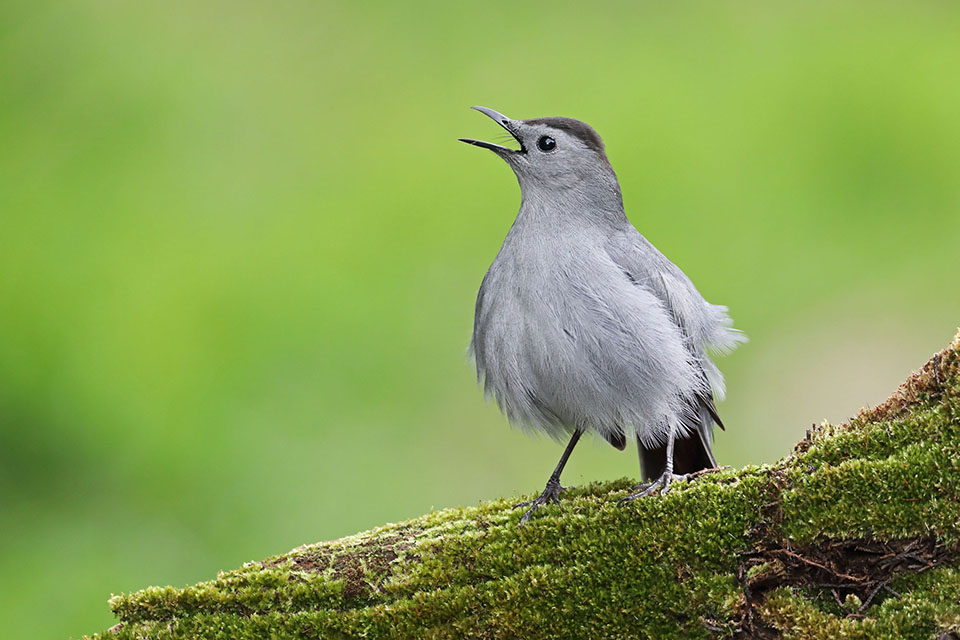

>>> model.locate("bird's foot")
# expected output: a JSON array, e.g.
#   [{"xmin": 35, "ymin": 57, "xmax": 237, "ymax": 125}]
[
  {"xmin": 514, "ymin": 477, "xmax": 569, "ymax": 525},
  {"xmin": 618, "ymin": 466, "xmax": 728, "ymax": 504},
  {"xmin": 617, "ymin": 471, "xmax": 691, "ymax": 505}
]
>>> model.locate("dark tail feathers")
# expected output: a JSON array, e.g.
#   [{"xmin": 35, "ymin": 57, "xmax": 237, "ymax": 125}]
[{"xmin": 637, "ymin": 401, "xmax": 719, "ymax": 481}]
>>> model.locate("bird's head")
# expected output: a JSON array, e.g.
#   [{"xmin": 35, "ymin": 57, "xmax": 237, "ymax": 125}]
[{"xmin": 459, "ymin": 106, "xmax": 616, "ymax": 192}]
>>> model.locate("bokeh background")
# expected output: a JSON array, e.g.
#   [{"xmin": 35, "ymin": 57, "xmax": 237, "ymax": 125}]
[{"xmin": 2, "ymin": 1, "xmax": 959, "ymax": 637}]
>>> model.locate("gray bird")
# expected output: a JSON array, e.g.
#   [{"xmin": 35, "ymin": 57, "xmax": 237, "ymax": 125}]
[{"xmin": 460, "ymin": 106, "xmax": 746, "ymax": 524}]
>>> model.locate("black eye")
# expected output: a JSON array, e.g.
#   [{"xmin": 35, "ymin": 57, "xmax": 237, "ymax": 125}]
[{"xmin": 536, "ymin": 136, "xmax": 556, "ymax": 152}]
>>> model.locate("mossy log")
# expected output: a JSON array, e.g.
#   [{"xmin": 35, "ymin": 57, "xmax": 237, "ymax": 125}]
[{"xmin": 89, "ymin": 332, "xmax": 960, "ymax": 640}]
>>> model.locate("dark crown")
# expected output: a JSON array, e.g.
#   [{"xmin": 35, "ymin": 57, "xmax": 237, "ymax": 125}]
[{"xmin": 523, "ymin": 117, "xmax": 606, "ymax": 156}]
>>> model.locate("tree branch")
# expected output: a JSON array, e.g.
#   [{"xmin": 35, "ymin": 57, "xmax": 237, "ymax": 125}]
[{"xmin": 88, "ymin": 331, "xmax": 960, "ymax": 639}]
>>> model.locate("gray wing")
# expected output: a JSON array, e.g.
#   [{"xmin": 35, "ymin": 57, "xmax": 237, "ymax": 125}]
[
  {"xmin": 605, "ymin": 227, "xmax": 745, "ymax": 461},
  {"xmin": 605, "ymin": 228, "xmax": 745, "ymax": 386}
]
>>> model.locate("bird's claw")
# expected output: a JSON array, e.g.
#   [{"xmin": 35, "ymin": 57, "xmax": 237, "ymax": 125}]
[
  {"xmin": 514, "ymin": 477, "xmax": 569, "ymax": 524},
  {"xmin": 617, "ymin": 471, "xmax": 691, "ymax": 505}
]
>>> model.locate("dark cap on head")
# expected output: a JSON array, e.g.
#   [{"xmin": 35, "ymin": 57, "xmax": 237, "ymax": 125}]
[{"xmin": 523, "ymin": 117, "xmax": 606, "ymax": 156}]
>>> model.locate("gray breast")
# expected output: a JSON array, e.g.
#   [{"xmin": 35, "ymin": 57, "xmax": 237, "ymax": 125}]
[{"xmin": 471, "ymin": 234, "xmax": 704, "ymax": 447}]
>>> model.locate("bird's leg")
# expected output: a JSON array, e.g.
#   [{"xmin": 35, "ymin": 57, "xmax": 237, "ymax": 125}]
[
  {"xmin": 618, "ymin": 425, "xmax": 692, "ymax": 504},
  {"xmin": 514, "ymin": 429, "xmax": 582, "ymax": 525}
]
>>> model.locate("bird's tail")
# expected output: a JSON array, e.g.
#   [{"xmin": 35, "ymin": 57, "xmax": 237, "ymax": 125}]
[{"xmin": 637, "ymin": 401, "xmax": 718, "ymax": 481}]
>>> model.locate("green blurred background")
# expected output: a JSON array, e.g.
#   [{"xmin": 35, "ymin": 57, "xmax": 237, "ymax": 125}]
[{"xmin": 2, "ymin": 1, "xmax": 959, "ymax": 637}]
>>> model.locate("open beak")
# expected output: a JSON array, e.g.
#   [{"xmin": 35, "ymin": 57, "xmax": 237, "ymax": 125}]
[{"xmin": 458, "ymin": 106, "xmax": 525, "ymax": 154}]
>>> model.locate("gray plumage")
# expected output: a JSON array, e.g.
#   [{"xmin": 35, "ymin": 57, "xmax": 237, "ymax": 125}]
[{"xmin": 460, "ymin": 107, "xmax": 744, "ymax": 519}]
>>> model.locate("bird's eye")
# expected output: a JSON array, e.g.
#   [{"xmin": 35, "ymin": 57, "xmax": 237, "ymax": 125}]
[{"xmin": 536, "ymin": 136, "xmax": 556, "ymax": 152}]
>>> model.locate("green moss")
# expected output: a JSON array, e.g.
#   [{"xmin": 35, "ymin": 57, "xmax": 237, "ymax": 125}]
[
  {"xmin": 759, "ymin": 567, "xmax": 960, "ymax": 640},
  {"xmin": 86, "ymin": 333, "xmax": 960, "ymax": 639}
]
